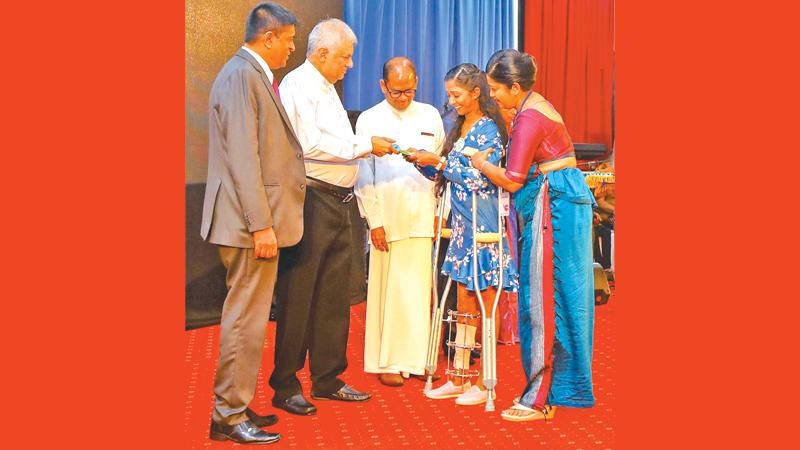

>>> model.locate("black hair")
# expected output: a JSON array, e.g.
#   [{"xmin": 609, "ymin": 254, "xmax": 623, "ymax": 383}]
[
  {"xmin": 485, "ymin": 49, "xmax": 537, "ymax": 91},
  {"xmin": 435, "ymin": 63, "xmax": 508, "ymax": 197},
  {"xmin": 245, "ymin": 2, "xmax": 298, "ymax": 42}
]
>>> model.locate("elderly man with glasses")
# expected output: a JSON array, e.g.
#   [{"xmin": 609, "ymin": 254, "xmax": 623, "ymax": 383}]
[{"xmin": 354, "ymin": 57, "xmax": 446, "ymax": 387}]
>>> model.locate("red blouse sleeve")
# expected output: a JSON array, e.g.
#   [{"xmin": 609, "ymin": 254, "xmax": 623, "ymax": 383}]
[{"xmin": 506, "ymin": 111, "xmax": 545, "ymax": 183}]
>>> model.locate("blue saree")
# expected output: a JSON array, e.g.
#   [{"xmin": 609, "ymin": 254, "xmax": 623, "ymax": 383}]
[{"xmin": 514, "ymin": 165, "xmax": 596, "ymax": 409}]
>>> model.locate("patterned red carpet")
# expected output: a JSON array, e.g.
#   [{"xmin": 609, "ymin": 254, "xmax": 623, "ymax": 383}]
[{"xmin": 184, "ymin": 300, "xmax": 615, "ymax": 449}]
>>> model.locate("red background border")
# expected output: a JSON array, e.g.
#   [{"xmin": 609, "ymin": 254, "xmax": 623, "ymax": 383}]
[{"xmin": 3, "ymin": 1, "xmax": 799, "ymax": 448}]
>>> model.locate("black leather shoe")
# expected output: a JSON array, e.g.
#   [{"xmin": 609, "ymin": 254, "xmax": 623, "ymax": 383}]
[
  {"xmin": 209, "ymin": 419, "xmax": 280, "ymax": 444},
  {"xmin": 245, "ymin": 408, "xmax": 278, "ymax": 428},
  {"xmin": 311, "ymin": 384, "xmax": 371, "ymax": 402},
  {"xmin": 272, "ymin": 394, "xmax": 317, "ymax": 416}
]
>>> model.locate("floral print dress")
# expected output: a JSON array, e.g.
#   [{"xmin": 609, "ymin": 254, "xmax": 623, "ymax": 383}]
[{"xmin": 440, "ymin": 116, "xmax": 519, "ymax": 292}]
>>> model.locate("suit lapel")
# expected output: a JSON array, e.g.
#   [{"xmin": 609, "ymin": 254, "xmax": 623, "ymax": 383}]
[{"xmin": 235, "ymin": 49, "xmax": 302, "ymax": 147}]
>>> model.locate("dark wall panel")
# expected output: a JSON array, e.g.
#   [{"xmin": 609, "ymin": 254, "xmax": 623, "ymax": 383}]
[{"xmin": 185, "ymin": 0, "xmax": 344, "ymax": 329}]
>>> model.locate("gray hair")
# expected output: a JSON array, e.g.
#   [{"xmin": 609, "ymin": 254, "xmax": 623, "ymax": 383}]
[
  {"xmin": 306, "ymin": 18, "xmax": 357, "ymax": 56},
  {"xmin": 244, "ymin": 2, "xmax": 298, "ymax": 43}
]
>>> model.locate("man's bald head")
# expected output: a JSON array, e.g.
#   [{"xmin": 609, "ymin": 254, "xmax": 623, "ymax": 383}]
[
  {"xmin": 382, "ymin": 57, "xmax": 417, "ymax": 82},
  {"xmin": 380, "ymin": 57, "xmax": 418, "ymax": 111}
]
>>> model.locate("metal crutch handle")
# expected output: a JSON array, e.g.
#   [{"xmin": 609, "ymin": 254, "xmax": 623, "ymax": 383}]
[
  {"xmin": 470, "ymin": 191, "xmax": 492, "ymax": 411},
  {"xmin": 483, "ymin": 157, "xmax": 507, "ymax": 411},
  {"xmin": 424, "ymin": 184, "xmax": 451, "ymax": 393},
  {"xmin": 470, "ymin": 168, "xmax": 506, "ymax": 412},
  {"xmin": 484, "ymin": 184, "xmax": 504, "ymax": 412}
]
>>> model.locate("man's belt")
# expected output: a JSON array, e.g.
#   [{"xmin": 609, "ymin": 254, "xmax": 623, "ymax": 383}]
[{"xmin": 305, "ymin": 177, "xmax": 355, "ymax": 203}]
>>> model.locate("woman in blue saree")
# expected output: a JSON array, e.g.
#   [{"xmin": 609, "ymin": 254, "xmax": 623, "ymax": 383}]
[{"xmin": 471, "ymin": 49, "xmax": 596, "ymax": 422}]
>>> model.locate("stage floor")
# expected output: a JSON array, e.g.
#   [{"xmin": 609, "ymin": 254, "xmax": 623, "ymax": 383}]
[{"xmin": 184, "ymin": 299, "xmax": 615, "ymax": 448}]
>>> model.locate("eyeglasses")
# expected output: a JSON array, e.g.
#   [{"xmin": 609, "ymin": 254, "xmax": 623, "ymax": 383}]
[{"xmin": 387, "ymin": 88, "xmax": 416, "ymax": 98}]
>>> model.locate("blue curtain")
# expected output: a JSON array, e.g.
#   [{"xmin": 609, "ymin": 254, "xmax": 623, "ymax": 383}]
[{"xmin": 343, "ymin": 0, "xmax": 516, "ymax": 112}]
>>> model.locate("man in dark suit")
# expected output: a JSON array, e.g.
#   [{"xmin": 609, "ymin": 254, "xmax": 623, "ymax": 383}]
[{"xmin": 200, "ymin": 2, "xmax": 305, "ymax": 445}]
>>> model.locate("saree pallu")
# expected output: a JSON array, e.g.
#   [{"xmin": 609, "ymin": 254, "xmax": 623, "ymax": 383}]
[{"xmin": 514, "ymin": 166, "xmax": 596, "ymax": 409}]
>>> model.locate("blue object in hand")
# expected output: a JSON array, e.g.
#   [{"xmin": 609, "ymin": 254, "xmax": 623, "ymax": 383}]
[{"xmin": 392, "ymin": 143, "xmax": 411, "ymax": 155}]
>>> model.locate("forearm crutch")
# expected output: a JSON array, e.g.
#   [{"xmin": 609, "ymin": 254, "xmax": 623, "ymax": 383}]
[
  {"xmin": 470, "ymin": 169, "xmax": 505, "ymax": 412},
  {"xmin": 424, "ymin": 185, "xmax": 454, "ymax": 393}
]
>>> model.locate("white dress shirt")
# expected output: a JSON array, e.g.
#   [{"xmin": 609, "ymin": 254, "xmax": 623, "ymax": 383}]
[
  {"xmin": 354, "ymin": 100, "xmax": 446, "ymax": 242},
  {"xmin": 279, "ymin": 59, "xmax": 373, "ymax": 187},
  {"xmin": 240, "ymin": 45, "xmax": 274, "ymax": 84}
]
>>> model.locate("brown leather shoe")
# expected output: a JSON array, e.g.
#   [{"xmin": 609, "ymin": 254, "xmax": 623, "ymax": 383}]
[{"xmin": 378, "ymin": 373, "xmax": 404, "ymax": 387}]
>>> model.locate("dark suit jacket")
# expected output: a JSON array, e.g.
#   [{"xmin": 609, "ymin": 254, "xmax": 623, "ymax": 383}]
[{"xmin": 201, "ymin": 48, "xmax": 306, "ymax": 248}]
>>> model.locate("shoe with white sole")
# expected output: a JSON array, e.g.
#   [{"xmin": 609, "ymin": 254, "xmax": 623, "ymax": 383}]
[
  {"xmin": 454, "ymin": 385, "xmax": 496, "ymax": 406},
  {"xmin": 425, "ymin": 380, "xmax": 471, "ymax": 399}
]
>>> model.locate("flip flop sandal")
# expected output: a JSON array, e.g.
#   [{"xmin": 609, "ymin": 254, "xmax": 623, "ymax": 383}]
[{"xmin": 501, "ymin": 404, "xmax": 556, "ymax": 422}]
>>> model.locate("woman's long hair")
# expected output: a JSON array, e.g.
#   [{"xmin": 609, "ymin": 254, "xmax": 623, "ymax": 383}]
[{"xmin": 435, "ymin": 63, "xmax": 508, "ymax": 197}]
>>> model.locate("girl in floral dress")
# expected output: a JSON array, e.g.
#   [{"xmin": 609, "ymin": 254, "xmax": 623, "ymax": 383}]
[{"xmin": 407, "ymin": 63, "xmax": 518, "ymax": 406}]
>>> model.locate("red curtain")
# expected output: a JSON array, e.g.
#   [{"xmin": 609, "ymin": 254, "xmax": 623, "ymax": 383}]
[{"xmin": 523, "ymin": 0, "xmax": 615, "ymax": 154}]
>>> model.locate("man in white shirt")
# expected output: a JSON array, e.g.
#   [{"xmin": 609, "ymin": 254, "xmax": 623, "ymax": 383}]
[
  {"xmin": 354, "ymin": 57, "xmax": 446, "ymax": 387},
  {"xmin": 269, "ymin": 18, "xmax": 396, "ymax": 416}
]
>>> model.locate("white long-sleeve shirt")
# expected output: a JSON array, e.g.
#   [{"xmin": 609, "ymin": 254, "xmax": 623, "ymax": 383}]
[
  {"xmin": 279, "ymin": 59, "xmax": 373, "ymax": 187},
  {"xmin": 354, "ymin": 100, "xmax": 446, "ymax": 242}
]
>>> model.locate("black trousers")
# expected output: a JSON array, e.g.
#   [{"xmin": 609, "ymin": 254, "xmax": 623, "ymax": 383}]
[
  {"xmin": 269, "ymin": 186, "xmax": 360, "ymax": 399},
  {"xmin": 347, "ymin": 218, "xmax": 368, "ymax": 305}
]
